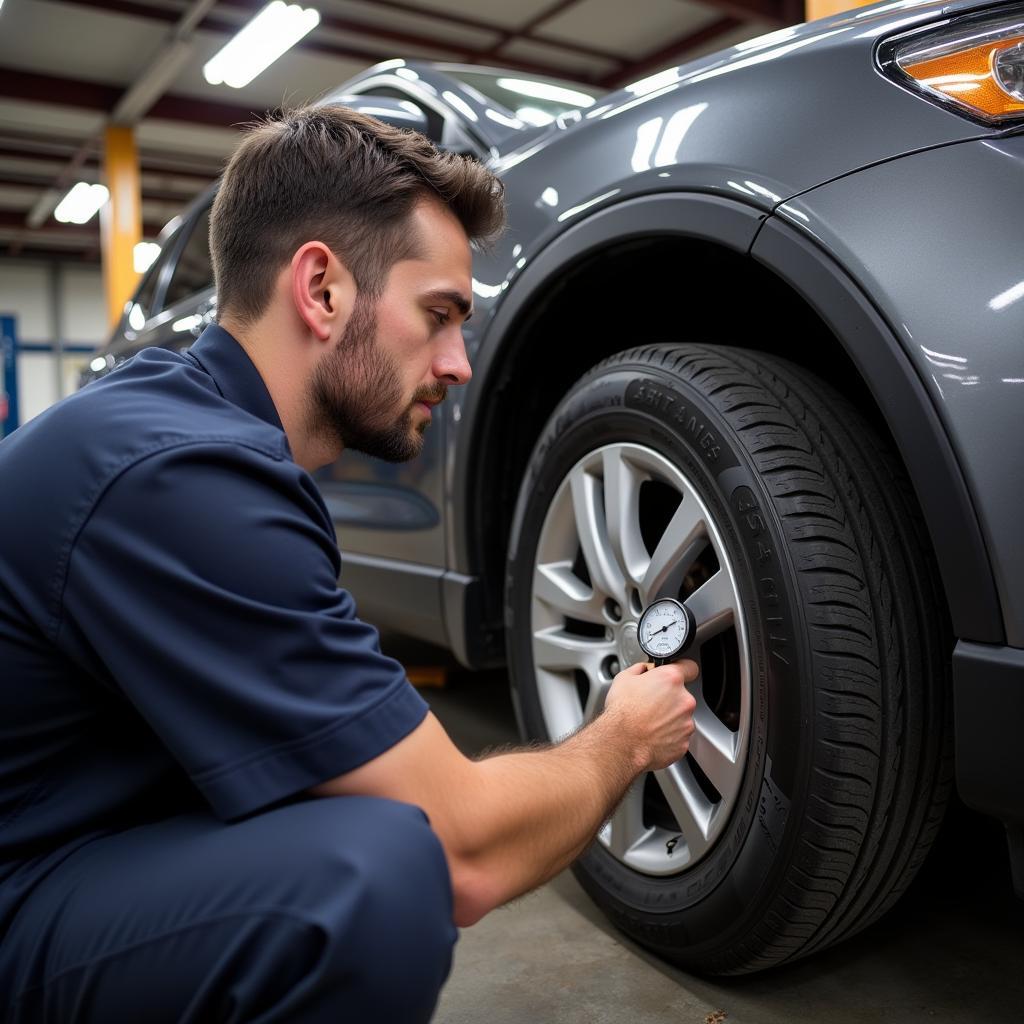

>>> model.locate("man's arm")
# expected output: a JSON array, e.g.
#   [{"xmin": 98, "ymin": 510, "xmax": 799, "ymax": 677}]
[{"xmin": 309, "ymin": 659, "xmax": 698, "ymax": 927}]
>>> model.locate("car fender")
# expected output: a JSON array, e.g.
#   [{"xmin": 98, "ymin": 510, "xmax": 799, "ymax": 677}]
[{"xmin": 450, "ymin": 189, "xmax": 1003, "ymax": 648}]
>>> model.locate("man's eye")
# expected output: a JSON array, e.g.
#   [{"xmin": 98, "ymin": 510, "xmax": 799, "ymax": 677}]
[{"xmin": 431, "ymin": 309, "xmax": 451, "ymax": 326}]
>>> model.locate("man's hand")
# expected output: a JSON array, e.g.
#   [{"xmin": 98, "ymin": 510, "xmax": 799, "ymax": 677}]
[{"xmin": 603, "ymin": 659, "xmax": 699, "ymax": 773}]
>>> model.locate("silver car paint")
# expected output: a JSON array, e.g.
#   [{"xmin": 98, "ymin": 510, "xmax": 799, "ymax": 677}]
[
  {"xmin": 777, "ymin": 134, "xmax": 1024, "ymax": 644},
  {"xmin": 439, "ymin": 0, "xmax": 1018, "ymax": 629}
]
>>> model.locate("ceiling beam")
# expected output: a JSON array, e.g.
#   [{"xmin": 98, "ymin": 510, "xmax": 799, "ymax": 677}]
[
  {"xmin": 706, "ymin": 0, "xmax": 799, "ymax": 24},
  {"xmin": 0, "ymin": 210, "xmax": 165, "ymax": 234},
  {"xmin": 55, "ymin": 0, "xmax": 615, "ymax": 83},
  {"xmin": 111, "ymin": 0, "xmax": 219, "ymax": 124},
  {"xmin": 216, "ymin": 0, "xmax": 509, "ymax": 67},
  {"xmin": 0, "ymin": 170, "xmax": 205, "ymax": 203},
  {"xmin": 476, "ymin": 0, "xmax": 596, "ymax": 62},
  {"xmin": 361, "ymin": 0, "xmax": 626, "ymax": 66},
  {"xmin": 0, "ymin": 67, "xmax": 258, "ymax": 128},
  {"xmin": 600, "ymin": 16, "xmax": 746, "ymax": 89},
  {"xmin": 0, "ymin": 136, "xmax": 90, "ymax": 160},
  {"xmin": 0, "ymin": 138, "xmax": 221, "ymax": 181},
  {"xmin": 210, "ymin": 0, "xmax": 625, "ymax": 70},
  {"xmin": 56, "ymin": 0, "xmax": 422, "ymax": 72},
  {"xmin": 0, "ymin": 148, "xmax": 217, "ymax": 183}
]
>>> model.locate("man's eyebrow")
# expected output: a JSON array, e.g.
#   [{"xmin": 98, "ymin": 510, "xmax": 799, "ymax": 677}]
[{"xmin": 426, "ymin": 289, "xmax": 473, "ymax": 321}]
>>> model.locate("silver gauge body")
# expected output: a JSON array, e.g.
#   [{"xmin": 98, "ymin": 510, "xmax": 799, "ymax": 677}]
[{"xmin": 637, "ymin": 597, "xmax": 696, "ymax": 665}]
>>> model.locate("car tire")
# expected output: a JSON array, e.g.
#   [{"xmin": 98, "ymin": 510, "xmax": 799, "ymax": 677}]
[{"xmin": 504, "ymin": 343, "xmax": 952, "ymax": 974}]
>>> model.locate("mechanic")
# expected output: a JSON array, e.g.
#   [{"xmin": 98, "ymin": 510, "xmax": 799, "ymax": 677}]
[{"xmin": 0, "ymin": 105, "xmax": 698, "ymax": 1023}]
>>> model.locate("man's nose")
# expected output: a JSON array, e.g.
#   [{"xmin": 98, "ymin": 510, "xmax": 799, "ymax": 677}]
[{"xmin": 434, "ymin": 331, "xmax": 472, "ymax": 386}]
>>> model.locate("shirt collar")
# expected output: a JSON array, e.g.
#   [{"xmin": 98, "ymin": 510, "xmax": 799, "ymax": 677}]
[{"xmin": 187, "ymin": 324, "xmax": 284, "ymax": 433}]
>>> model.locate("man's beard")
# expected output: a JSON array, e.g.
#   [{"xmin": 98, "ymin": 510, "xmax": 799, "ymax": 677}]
[{"xmin": 307, "ymin": 295, "xmax": 445, "ymax": 463}]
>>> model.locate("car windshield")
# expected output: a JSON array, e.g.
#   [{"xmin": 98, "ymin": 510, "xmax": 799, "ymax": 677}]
[{"xmin": 441, "ymin": 67, "xmax": 603, "ymax": 127}]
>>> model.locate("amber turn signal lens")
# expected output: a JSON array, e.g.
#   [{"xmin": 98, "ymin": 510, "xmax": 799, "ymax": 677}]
[{"xmin": 902, "ymin": 32, "xmax": 1024, "ymax": 119}]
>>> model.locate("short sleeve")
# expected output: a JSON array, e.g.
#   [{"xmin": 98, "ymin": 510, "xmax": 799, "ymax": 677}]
[{"xmin": 58, "ymin": 441, "xmax": 428, "ymax": 821}]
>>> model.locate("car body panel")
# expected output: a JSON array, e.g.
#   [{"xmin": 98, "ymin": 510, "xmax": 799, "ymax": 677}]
[
  {"xmin": 777, "ymin": 133, "xmax": 1024, "ymax": 645},
  {"xmin": 478, "ymin": 0, "xmax": 1002, "ymax": 247}
]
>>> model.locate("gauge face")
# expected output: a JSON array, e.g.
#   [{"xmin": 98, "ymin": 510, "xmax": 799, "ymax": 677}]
[{"xmin": 638, "ymin": 598, "xmax": 691, "ymax": 660}]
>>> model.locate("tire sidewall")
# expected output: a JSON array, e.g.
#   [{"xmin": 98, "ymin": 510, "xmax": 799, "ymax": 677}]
[{"xmin": 505, "ymin": 355, "xmax": 811, "ymax": 959}]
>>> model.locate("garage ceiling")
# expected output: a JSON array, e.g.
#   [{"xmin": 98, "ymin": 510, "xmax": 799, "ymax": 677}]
[{"xmin": 0, "ymin": 0, "xmax": 795, "ymax": 260}]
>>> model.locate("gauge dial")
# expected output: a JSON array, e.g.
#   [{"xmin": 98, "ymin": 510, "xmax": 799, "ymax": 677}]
[{"xmin": 637, "ymin": 597, "xmax": 695, "ymax": 663}]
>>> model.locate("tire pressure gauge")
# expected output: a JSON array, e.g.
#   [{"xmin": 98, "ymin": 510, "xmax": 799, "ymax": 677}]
[{"xmin": 637, "ymin": 597, "xmax": 697, "ymax": 666}]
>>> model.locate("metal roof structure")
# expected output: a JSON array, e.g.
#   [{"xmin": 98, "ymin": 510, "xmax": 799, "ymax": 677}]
[{"xmin": 0, "ymin": 0, "xmax": 792, "ymax": 259}]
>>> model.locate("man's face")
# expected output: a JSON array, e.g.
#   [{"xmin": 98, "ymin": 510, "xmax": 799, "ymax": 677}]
[{"xmin": 307, "ymin": 199, "xmax": 474, "ymax": 462}]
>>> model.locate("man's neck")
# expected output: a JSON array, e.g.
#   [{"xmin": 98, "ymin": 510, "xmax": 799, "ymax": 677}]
[{"xmin": 218, "ymin": 315, "xmax": 343, "ymax": 473}]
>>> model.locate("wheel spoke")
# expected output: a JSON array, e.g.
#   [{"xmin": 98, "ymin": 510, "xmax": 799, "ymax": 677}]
[
  {"xmin": 654, "ymin": 763, "xmax": 713, "ymax": 859},
  {"xmin": 534, "ymin": 561, "xmax": 605, "ymax": 623},
  {"xmin": 642, "ymin": 494, "xmax": 706, "ymax": 603},
  {"xmin": 535, "ymin": 672, "xmax": 586, "ymax": 742},
  {"xmin": 688, "ymin": 709, "xmax": 739, "ymax": 797},
  {"xmin": 687, "ymin": 569, "xmax": 735, "ymax": 645},
  {"xmin": 570, "ymin": 464, "xmax": 627, "ymax": 603},
  {"xmin": 606, "ymin": 779, "xmax": 650, "ymax": 858},
  {"xmin": 602, "ymin": 448, "xmax": 649, "ymax": 589},
  {"xmin": 532, "ymin": 626, "xmax": 614, "ymax": 678}
]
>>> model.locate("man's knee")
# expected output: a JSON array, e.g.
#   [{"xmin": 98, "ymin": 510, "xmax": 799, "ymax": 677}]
[{"xmin": 275, "ymin": 795, "xmax": 458, "ymax": 1022}]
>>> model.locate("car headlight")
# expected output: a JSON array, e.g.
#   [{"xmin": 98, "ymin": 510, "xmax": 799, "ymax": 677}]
[{"xmin": 879, "ymin": 7, "xmax": 1024, "ymax": 124}]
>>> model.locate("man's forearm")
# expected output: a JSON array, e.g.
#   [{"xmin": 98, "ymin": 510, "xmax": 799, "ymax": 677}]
[
  {"xmin": 457, "ymin": 707, "xmax": 646, "ymax": 918},
  {"xmin": 309, "ymin": 661, "xmax": 695, "ymax": 928}
]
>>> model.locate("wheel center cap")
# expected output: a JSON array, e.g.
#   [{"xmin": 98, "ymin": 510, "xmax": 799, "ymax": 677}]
[{"xmin": 618, "ymin": 622, "xmax": 643, "ymax": 668}]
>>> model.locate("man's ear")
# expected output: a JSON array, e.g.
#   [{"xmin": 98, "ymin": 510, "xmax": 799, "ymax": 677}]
[{"xmin": 290, "ymin": 241, "xmax": 356, "ymax": 343}]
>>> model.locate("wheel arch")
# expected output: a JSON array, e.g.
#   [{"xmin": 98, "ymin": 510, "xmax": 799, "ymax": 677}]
[
  {"xmin": 749, "ymin": 217, "xmax": 1002, "ymax": 644},
  {"xmin": 449, "ymin": 193, "xmax": 1002, "ymax": 666}
]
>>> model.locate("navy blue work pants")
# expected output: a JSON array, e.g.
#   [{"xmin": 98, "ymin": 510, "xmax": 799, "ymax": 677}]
[{"xmin": 0, "ymin": 796, "xmax": 457, "ymax": 1023}]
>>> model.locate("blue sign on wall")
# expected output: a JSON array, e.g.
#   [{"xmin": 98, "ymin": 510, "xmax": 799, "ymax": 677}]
[{"xmin": 1, "ymin": 315, "xmax": 18, "ymax": 438}]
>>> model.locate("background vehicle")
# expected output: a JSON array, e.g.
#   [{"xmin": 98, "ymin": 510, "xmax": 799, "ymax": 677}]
[{"xmin": 84, "ymin": 0, "xmax": 1024, "ymax": 974}]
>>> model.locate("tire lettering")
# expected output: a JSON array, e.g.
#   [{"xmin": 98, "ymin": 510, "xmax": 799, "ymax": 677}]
[{"xmin": 624, "ymin": 379, "xmax": 721, "ymax": 464}]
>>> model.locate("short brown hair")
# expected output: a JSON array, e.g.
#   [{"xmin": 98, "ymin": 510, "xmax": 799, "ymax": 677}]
[{"xmin": 210, "ymin": 104, "xmax": 506, "ymax": 325}]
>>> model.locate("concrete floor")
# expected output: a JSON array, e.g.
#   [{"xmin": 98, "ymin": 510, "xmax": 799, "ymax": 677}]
[{"xmin": 382, "ymin": 635, "xmax": 1024, "ymax": 1024}]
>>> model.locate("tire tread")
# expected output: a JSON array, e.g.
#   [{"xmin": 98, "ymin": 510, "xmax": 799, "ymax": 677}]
[{"xmin": 579, "ymin": 342, "xmax": 952, "ymax": 972}]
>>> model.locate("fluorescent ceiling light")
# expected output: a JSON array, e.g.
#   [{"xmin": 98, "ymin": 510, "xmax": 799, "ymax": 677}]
[
  {"xmin": 133, "ymin": 241, "xmax": 161, "ymax": 274},
  {"xmin": 54, "ymin": 183, "xmax": 109, "ymax": 224},
  {"xmin": 496, "ymin": 78, "xmax": 596, "ymax": 108},
  {"xmin": 204, "ymin": 2, "xmax": 320, "ymax": 89}
]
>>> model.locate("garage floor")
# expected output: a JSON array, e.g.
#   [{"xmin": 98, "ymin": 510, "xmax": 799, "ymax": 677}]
[{"xmin": 381, "ymin": 636, "xmax": 1024, "ymax": 1024}]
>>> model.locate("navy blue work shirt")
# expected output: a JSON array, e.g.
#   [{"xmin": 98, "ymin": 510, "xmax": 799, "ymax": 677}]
[{"xmin": 0, "ymin": 324, "xmax": 428, "ymax": 931}]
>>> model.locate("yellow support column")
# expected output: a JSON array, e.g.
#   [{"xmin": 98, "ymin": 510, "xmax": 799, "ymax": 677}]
[
  {"xmin": 806, "ymin": 0, "xmax": 876, "ymax": 19},
  {"xmin": 100, "ymin": 125, "xmax": 142, "ymax": 330}
]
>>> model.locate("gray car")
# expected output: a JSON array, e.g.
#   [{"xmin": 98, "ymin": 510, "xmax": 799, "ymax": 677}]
[{"xmin": 86, "ymin": 0, "xmax": 1024, "ymax": 974}]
